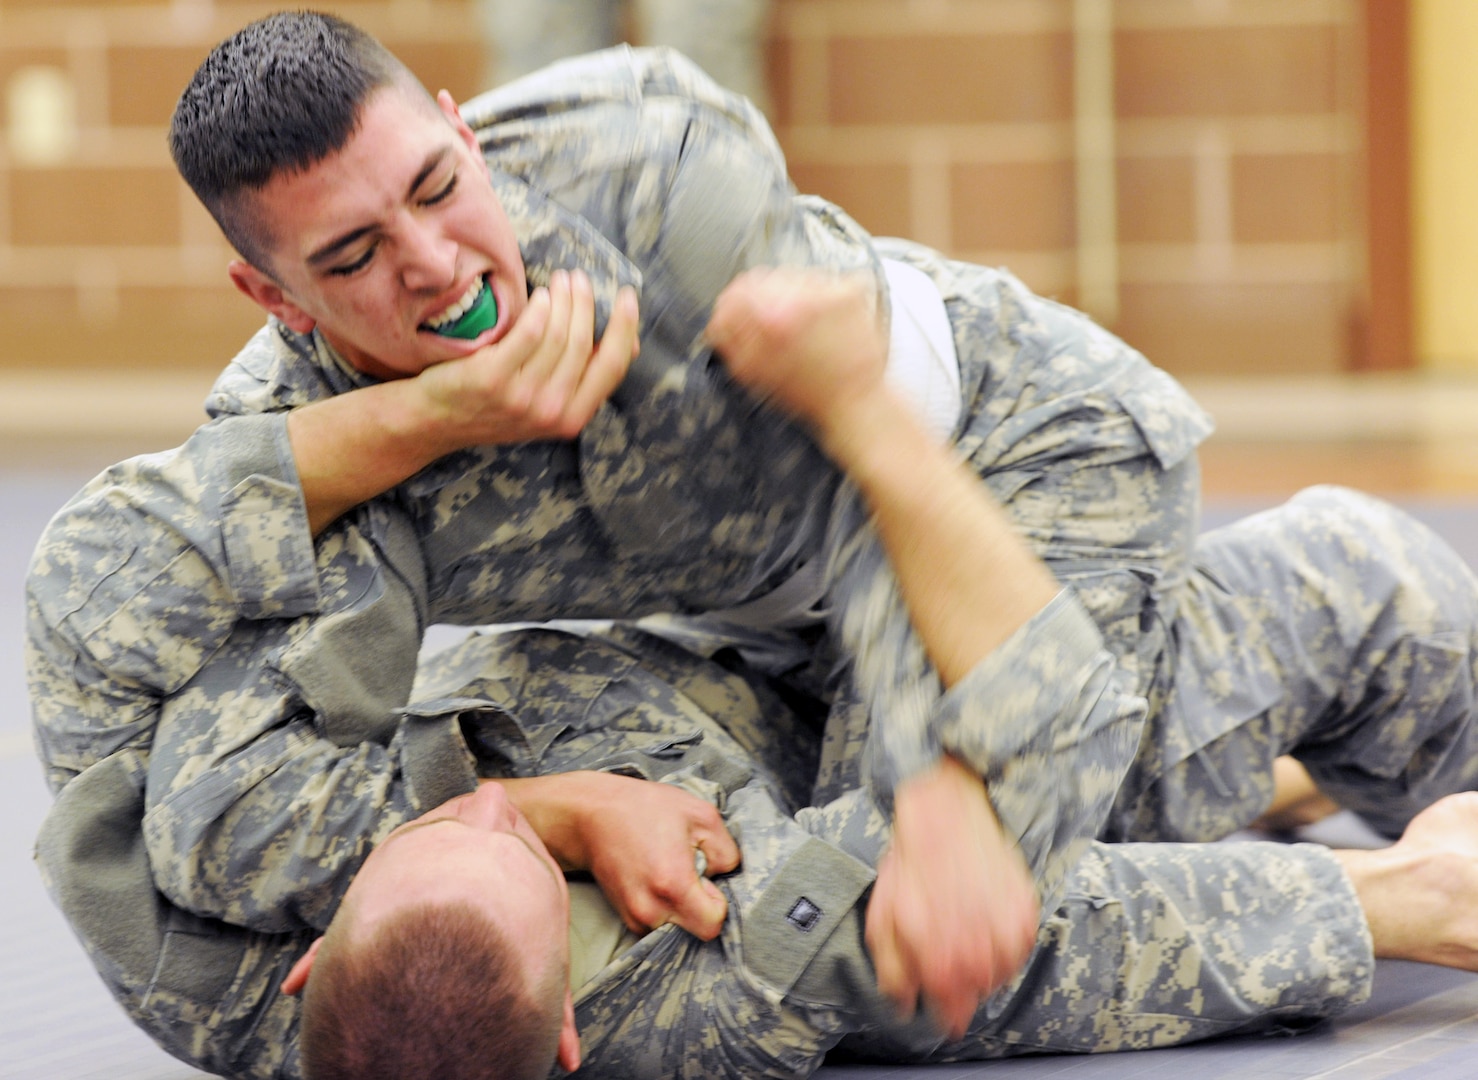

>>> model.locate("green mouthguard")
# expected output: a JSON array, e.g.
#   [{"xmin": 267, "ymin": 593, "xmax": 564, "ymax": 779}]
[{"xmin": 435, "ymin": 281, "xmax": 498, "ymax": 340}]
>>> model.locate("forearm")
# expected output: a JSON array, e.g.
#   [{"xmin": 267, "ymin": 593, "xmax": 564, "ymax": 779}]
[
  {"xmin": 818, "ymin": 388, "xmax": 1058, "ymax": 689},
  {"xmin": 286, "ymin": 380, "xmax": 455, "ymax": 535},
  {"xmin": 494, "ymin": 772, "xmax": 598, "ymax": 871}
]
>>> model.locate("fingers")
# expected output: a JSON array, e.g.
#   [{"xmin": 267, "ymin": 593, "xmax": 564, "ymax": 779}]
[
  {"xmin": 517, "ymin": 269, "xmax": 588, "ymax": 419},
  {"xmin": 865, "ymin": 853, "xmax": 921, "ymax": 1019},
  {"xmin": 611, "ymin": 799, "xmax": 739, "ymax": 941},
  {"xmin": 534, "ymin": 269, "xmax": 597, "ymax": 422},
  {"xmin": 863, "ymin": 771, "xmax": 1044, "ymax": 1042},
  {"xmin": 505, "ymin": 272, "xmax": 636, "ymax": 437},
  {"xmin": 643, "ymin": 809, "xmax": 738, "ymax": 941},
  {"xmin": 557, "ymin": 285, "xmax": 638, "ymax": 432},
  {"xmin": 610, "ymin": 849, "xmax": 730, "ymax": 941},
  {"xmin": 463, "ymin": 283, "xmax": 550, "ymax": 416},
  {"xmin": 867, "ymin": 862, "xmax": 1011, "ymax": 1041},
  {"xmin": 706, "ymin": 271, "xmax": 779, "ymax": 387},
  {"xmin": 693, "ymin": 815, "xmax": 741, "ymax": 877},
  {"xmin": 661, "ymin": 874, "xmax": 730, "ymax": 942},
  {"xmin": 507, "ymin": 269, "xmax": 574, "ymax": 411}
]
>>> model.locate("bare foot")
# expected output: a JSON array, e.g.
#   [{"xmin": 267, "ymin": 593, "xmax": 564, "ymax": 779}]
[{"xmin": 1336, "ymin": 791, "xmax": 1478, "ymax": 970}]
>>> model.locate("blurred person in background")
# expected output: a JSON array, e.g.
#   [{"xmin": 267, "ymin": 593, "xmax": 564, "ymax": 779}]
[{"xmin": 480, "ymin": 0, "xmax": 771, "ymax": 113}]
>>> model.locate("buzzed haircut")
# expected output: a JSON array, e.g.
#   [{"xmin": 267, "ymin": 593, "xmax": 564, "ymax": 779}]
[
  {"xmin": 300, "ymin": 899, "xmax": 565, "ymax": 1080},
  {"xmin": 168, "ymin": 10, "xmax": 420, "ymax": 272}
]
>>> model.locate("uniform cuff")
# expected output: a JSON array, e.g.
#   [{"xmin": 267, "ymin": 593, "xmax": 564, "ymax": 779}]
[
  {"xmin": 211, "ymin": 413, "xmax": 320, "ymax": 619},
  {"xmin": 935, "ymin": 589, "xmax": 1107, "ymax": 763}
]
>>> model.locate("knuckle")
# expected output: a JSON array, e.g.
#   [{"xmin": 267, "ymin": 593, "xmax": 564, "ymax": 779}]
[
  {"xmin": 647, "ymin": 868, "xmax": 689, "ymax": 903},
  {"xmin": 624, "ymin": 897, "xmax": 661, "ymax": 928}
]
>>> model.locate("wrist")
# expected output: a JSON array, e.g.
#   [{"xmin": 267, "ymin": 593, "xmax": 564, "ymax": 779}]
[
  {"xmin": 893, "ymin": 756, "xmax": 990, "ymax": 835},
  {"xmin": 494, "ymin": 773, "xmax": 594, "ymax": 871},
  {"xmin": 376, "ymin": 375, "xmax": 468, "ymax": 464},
  {"xmin": 815, "ymin": 384, "xmax": 929, "ymax": 478}
]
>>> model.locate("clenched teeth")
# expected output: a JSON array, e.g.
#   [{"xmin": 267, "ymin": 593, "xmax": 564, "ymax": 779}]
[{"xmin": 422, "ymin": 277, "xmax": 486, "ymax": 330}]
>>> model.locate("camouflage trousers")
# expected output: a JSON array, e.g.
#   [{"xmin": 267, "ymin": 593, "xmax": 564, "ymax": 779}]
[
  {"xmin": 1111, "ymin": 483, "xmax": 1478, "ymax": 843},
  {"xmin": 833, "ymin": 483, "xmax": 1478, "ymax": 1063}
]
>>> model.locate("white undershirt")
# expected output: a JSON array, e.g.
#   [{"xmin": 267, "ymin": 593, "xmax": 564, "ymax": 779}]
[
  {"xmin": 880, "ymin": 257, "xmax": 962, "ymax": 443},
  {"xmin": 567, "ymin": 881, "xmax": 640, "ymax": 990}
]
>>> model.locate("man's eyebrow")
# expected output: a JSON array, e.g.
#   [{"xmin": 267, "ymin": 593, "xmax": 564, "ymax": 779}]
[{"xmin": 305, "ymin": 146, "xmax": 454, "ymax": 268}]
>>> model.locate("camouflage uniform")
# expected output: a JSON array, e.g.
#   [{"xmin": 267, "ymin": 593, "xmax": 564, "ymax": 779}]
[
  {"xmin": 36, "ymin": 618, "xmax": 1371, "ymax": 1080},
  {"xmin": 25, "ymin": 43, "xmax": 1478, "ymax": 1080},
  {"xmin": 165, "ymin": 46, "xmax": 1192, "ymax": 900}
]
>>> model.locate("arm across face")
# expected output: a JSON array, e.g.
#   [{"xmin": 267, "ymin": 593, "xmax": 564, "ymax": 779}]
[{"xmin": 285, "ymin": 761, "xmax": 743, "ymax": 1078}]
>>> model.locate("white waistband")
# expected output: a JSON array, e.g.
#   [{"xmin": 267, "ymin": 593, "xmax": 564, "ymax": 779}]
[{"xmin": 881, "ymin": 257, "xmax": 962, "ymax": 442}]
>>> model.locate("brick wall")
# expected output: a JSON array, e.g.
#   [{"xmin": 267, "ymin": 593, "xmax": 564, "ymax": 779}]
[
  {"xmin": 0, "ymin": 0, "xmax": 1366, "ymax": 380},
  {"xmin": 774, "ymin": 0, "xmax": 1366, "ymax": 375},
  {"xmin": 0, "ymin": 0, "xmax": 489, "ymax": 379}
]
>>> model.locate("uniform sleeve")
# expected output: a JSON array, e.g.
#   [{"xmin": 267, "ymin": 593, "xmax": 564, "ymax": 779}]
[
  {"xmin": 27, "ymin": 433, "xmax": 475, "ymax": 934},
  {"xmin": 820, "ymin": 485, "xmax": 1147, "ymax": 903},
  {"xmin": 34, "ymin": 745, "xmax": 312, "ymax": 1080},
  {"xmin": 624, "ymin": 51, "xmax": 1150, "ymax": 872},
  {"xmin": 200, "ymin": 319, "xmax": 353, "ymax": 620},
  {"xmin": 23, "ymin": 425, "xmax": 297, "ymax": 791},
  {"xmin": 144, "ymin": 704, "xmax": 477, "ymax": 934},
  {"xmin": 140, "ymin": 507, "xmax": 479, "ymax": 934}
]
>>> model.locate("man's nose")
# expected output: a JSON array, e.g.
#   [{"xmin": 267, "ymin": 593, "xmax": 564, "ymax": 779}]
[
  {"xmin": 398, "ymin": 218, "xmax": 457, "ymax": 291},
  {"xmin": 468, "ymin": 781, "xmax": 517, "ymax": 830}
]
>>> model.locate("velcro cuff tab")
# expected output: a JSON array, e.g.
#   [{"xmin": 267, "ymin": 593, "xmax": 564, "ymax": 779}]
[{"xmin": 741, "ymin": 836, "xmax": 873, "ymax": 995}]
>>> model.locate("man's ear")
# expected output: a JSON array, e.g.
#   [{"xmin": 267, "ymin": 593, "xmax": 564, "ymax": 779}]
[
  {"xmin": 280, "ymin": 937, "xmax": 323, "ymax": 996},
  {"xmin": 437, "ymin": 89, "xmax": 491, "ymax": 181},
  {"xmin": 229, "ymin": 260, "xmax": 317, "ymax": 335},
  {"xmin": 555, "ymin": 988, "xmax": 581, "ymax": 1072}
]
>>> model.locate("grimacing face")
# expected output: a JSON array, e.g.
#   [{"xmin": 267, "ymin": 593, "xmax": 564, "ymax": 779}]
[{"xmin": 228, "ymin": 81, "xmax": 529, "ymax": 380}]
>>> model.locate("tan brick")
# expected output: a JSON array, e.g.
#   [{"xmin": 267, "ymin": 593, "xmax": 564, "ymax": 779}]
[
  {"xmin": 0, "ymin": 285, "xmax": 77, "ymax": 332},
  {"xmin": 768, "ymin": 34, "xmax": 795, "ymax": 127},
  {"xmin": 1232, "ymin": 152, "xmax": 1344, "ymax": 244},
  {"xmin": 828, "ymin": 32, "xmax": 1072, "ymax": 126},
  {"xmin": 0, "ymin": 47, "xmax": 70, "ymax": 93},
  {"xmin": 787, "ymin": 159, "xmax": 911, "ymax": 238},
  {"xmin": 393, "ymin": 41, "xmax": 487, "ymax": 104},
  {"xmin": 1, "ymin": 0, "xmax": 158, "ymax": 6},
  {"xmin": 1115, "ymin": 281, "xmax": 1350, "ymax": 375},
  {"xmin": 951, "ymin": 159, "xmax": 1074, "ymax": 251},
  {"xmin": 0, "ymin": 284, "xmax": 263, "ymax": 372},
  {"xmin": 1116, "ymin": 25, "xmax": 1341, "ymax": 118},
  {"xmin": 10, "ymin": 165, "xmax": 182, "ymax": 246},
  {"xmin": 109, "ymin": 44, "xmax": 216, "ymax": 127},
  {"xmin": 1117, "ymin": 155, "xmax": 1196, "ymax": 243},
  {"xmin": 1199, "ymin": 439, "xmax": 1426, "ymax": 501},
  {"xmin": 118, "ymin": 284, "xmax": 264, "ymax": 336}
]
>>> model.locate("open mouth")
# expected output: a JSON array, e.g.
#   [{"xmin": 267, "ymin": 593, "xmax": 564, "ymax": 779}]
[{"xmin": 422, "ymin": 275, "xmax": 498, "ymax": 340}]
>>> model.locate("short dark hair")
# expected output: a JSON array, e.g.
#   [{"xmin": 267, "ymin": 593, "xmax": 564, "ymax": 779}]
[
  {"xmin": 300, "ymin": 898, "xmax": 565, "ymax": 1080},
  {"xmin": 168, "ymin": 10, "xmax": 416, "ymax": 272}
]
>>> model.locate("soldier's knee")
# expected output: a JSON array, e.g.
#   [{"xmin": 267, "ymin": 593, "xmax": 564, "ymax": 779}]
[{"xmin": 1286, "ymin": 484, "xmax": 1478, "ymax": 630}]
